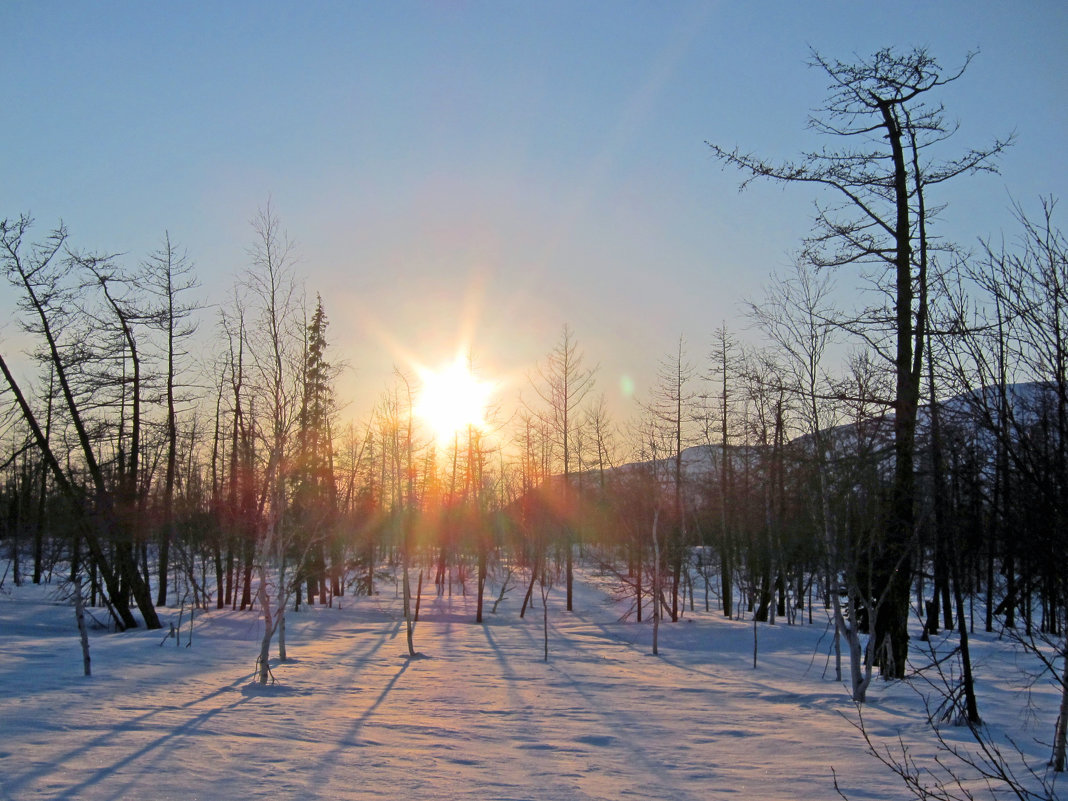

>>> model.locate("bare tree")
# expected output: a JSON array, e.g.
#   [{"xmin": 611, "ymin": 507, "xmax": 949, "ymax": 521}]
[
  {"xmin": 0, "ymin": 216, "xmax": 161, "ymax": 630},
  {"xmin": 584, "ymin": 393, "xmax": 620, "ymax": 488},
  {"xmin": 143, "ymin": 233, "xmax": 199, "ymax": 607},
  {"xmin": 951, "ymin": 197, "xmax": 1068, "ymax": 768},
  {"xmin": 391, "ymin": 370, "xmax": 419, "ymax": 657},
  {"xmin": 709, "ymin": 46, "xmax": 1011, "ymax": 677},
  {"xmin": 241, "ymin": 202, "xmax": 307, "ymax": 683},
  {"xmin": 631, "ymin": 410, "xmax": 669, "ymax": 654},
  {"xmin": 529, "ymin": 324, "xmax": 596, "ymax": 611},
  {"xmin": 747, "ymin": 263, "xmax": 861, "ymax": 687},
  {"xmin": 641, "ymin": 336, "xmax": 698, "ymax": 621},
  {"xmin": 705, "ymin": 324, "xmax": 741, "ymax": 618}
]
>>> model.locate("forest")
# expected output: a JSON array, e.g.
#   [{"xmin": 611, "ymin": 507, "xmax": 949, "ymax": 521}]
[{"xmin": 1, "ymin": 46, "xmax": 1065, "ymax": 799}]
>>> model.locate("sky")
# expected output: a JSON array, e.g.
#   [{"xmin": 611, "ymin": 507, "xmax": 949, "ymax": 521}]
[{"xmin": 2, "ymin": 1, "xmax": 1066, "ymax": 428}]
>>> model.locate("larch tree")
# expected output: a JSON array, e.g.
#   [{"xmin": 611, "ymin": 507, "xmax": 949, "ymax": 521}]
[
  {"xmin": 389, "ymin": 370, "xmax": 419, "ymax": 657},
  {"xmin": 142, "ymin": 232, "xmax": 199, "ymax": 607},
  {"xmin": 631, "ymin": 408, "xmax": 669, "ymax": 653},
  {"xmin": 515, "ymin": 410, "xmax": 549, "ymax": 620},
  {"xmin": 738, "ymin": 346, "xmax": 791, "ymax": 625},
  {"xmin": 74, "ymin": 252, "xmax": 156, "ymax": 612},
  {"xmin": 705, "ymin": 323, "xmax": 740, "ymax": 619},
  {"xmin": 709, "ymin": 47, "xmax": 1011, "ymax": 677},
  {"xmin": 529, "ymin": 324, "xmax": 595, "ymax": 612},
  {"xmin": 218, "ymin": 293, "xmax": 256, "ymax": 611},
  {"xmin": 642, "ymin": 336, "xmax": 698, "ymax": 621}
]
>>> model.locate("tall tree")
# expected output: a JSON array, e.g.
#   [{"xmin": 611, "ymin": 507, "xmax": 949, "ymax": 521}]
[
  {"xmin": 293, "ymin": 295, "xmax": 337, "ymax": 605},
  {"xmin": 739, "ymin": 347, "xmax": 790, "ymax": 624},
  {"xmin": 143, "ymin": 232, "xmax": 199, "ymax": 607},
  {"xmin": 709, "ymin": 47, "xmax": 1010, "ymax": 677},
  {"xmin": 706, "ymin": 324, "xmax": 740, "ymax": 618},
  {"xmin": 530, "ymin": 324, "xmax": 595, "ymax": 611},
  {"xmin": 642, "ymin": 336, "xmax": 697, "ymax": 621},
  {"xmin": 243, "ymin": 201, "xmax": 305, "ymax": 682}
]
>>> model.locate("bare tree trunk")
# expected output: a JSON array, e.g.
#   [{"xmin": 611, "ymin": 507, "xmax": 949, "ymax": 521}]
[
  {"xmin": 74, "ymin": 571, "xmax": 91, "ymax": 677},
  {"xmin": 277, "ymin": 601, "xmax": 287, "ymax": 661},
  {"xmin": 476, "ymin": 547, "xmax": 487, "ymax": 624},
  {"xmin": 491, "ymin": 568, "xmax": 512, "ymax": 614},
  {"xmin": 635, "ymin": 540, "xmax": 643, "ymax": 622},
  {"xmin": 830, "ymin": 578, "xmax": 842, "ymax": 682},
  {"xmin": 276, "ymin": 551, "xmax": 289, "ymax": 663},
  {"xmin": 652, "ymin": 509, "xmax": 661, "ymax": 656},
  {"xmin": 520, "ymin": 560, "xmax": 537, "ymax": 619},
  {"xmin": 1054, "ymin": 648, "xmax": 1068, "ymax": 771},
  {"xmin": 256, "ymin": 571, "xmax": 274, "ymax": 685},
  {"xmin": 33, "ymin": 366, "xmax": 54, "ymax": 585},
  {"xmin": 752, "ymin": 610, "xmax": 758, "ymax": 669},
  {"xmin": 540, "ymin": 567, "xmax": 550, "ymax": 662},
  {"xmin": 403, "ymin": 561, "xmax": 415, "ymax": 657}
]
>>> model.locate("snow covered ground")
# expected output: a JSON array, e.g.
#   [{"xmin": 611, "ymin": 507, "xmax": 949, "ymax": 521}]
[{"xmin": 0, "ymin": 567, "xmax": 1061, "ymax": 800}]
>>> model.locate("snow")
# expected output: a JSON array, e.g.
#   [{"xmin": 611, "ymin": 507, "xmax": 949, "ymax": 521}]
[{"xmin": 0, "ymin": 569, "xmax": 1061, "ymax": 801}]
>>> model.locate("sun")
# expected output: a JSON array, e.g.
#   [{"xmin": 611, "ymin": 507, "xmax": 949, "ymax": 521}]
[{"xmin": 415, "ymin": 358, "xmax": 493, "ymax": 443}]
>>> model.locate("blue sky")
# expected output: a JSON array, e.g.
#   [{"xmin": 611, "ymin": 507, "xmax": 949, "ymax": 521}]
[{"xmin": 3, "ymin": 1, "xmax": 1065, "ymax": 424}]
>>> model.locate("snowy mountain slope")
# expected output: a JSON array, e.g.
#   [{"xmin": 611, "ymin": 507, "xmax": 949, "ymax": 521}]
[{"xmin": 608, "ymin": 381, "xmax": 1063, "ymax": 487}]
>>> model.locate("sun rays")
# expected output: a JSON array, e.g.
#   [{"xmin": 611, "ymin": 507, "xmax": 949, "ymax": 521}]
[{"xmin": 415, "ymin": 357, "xmax": 494, "ymax": 443}]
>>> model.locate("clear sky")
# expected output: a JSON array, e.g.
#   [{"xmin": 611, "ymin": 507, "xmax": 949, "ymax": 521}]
[{"xmin": 2, "ymin": 1, "xmax": 1065, "ymax": 427}]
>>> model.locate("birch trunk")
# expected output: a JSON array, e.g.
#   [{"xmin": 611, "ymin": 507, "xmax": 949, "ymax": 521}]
[
  {"xmin": 256, "ymin": 571, "xmax": 274, "ymax": 685},
  {"xmin": 1053, "ymin": 643, "xmax": 1068, "ymax": 771}
]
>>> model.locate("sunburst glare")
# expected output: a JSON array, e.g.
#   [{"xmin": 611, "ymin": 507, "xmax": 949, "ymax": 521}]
[{"xmin": 415, "ymin": 358, "xmax": 494, "ymax": 443}]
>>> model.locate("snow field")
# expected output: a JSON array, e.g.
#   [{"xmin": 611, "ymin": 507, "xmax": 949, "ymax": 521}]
[{"xmin": 0, "ymin": 571, "xmax": 1060, "ymax": 800}]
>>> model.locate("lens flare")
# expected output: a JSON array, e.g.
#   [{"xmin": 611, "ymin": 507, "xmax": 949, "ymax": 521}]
[{"xmin": 415, "ymin": 358, "xmax": 493, "ymax": 442}]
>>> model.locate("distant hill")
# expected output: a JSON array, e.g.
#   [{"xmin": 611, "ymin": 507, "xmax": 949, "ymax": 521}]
[{"xmin": 585, "ymin": 381, "xmax": 1061, "ymax": 487}]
